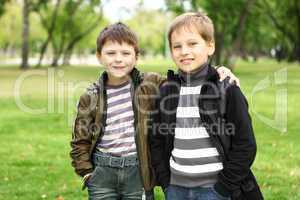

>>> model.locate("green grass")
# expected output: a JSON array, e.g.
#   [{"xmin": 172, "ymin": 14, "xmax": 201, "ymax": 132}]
[{"xmin": 0, "ymin": 58, "xmax": 299, "ymax": 200}]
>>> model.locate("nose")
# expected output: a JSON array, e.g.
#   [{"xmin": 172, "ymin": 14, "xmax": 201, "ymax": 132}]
[
  {"xmin": 180, "ymin": 45, "xmax": 190, "ymax": 55},
  {"xmin": 115, "ymin": 52, "xmax": 122, "ymax": 63}
]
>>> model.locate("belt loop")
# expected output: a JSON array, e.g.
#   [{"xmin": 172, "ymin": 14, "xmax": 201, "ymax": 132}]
[
  {"xmin": 120, "ymin": 157, "xmax": 125, "ymax": 168},
  {"xmin": 108, "ymin": 156, "xmax": 112, "ymax": 167}
]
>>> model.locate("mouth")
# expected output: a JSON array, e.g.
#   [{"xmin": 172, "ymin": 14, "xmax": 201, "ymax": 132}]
[
  {"xmin": 113, "ymin": 66, "xmax": 126, "ymax": 69},
  {"xmin": 180, "ymin": 58, "xmax": 194, "ymax": 65}
]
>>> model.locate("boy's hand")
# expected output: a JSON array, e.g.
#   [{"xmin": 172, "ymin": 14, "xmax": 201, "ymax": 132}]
[
  {"xmin": 82, "ymin": 173, "xmax": 93, "ymax": 190},
  {"xmin": 216, "ymin": 66, "xmax": 240, "ymax": 87}
]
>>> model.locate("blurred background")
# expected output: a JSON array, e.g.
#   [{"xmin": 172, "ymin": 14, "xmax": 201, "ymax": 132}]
[
  {"xmin": 0, "ymin": 0, "xmax": 299, "ymax": 200},
  {"xmin": 0, "ymin": 0, "xmax": 299, "ymax": 68}
]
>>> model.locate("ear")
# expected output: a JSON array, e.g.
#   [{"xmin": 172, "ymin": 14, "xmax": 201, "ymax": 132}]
[
  {"xmin": 207, "ymin": 41, "xmax": 215, "ymax": 56},
  {"xmin": 96, "ymin": 52, "xmax": 101, "ymax": 63}
]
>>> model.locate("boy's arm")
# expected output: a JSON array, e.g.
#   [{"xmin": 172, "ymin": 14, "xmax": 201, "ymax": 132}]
[
  {"xmin": 70, "ymin": 93, "xmax": 95, "ymax": 177},
  {"xmin": 148, "ymin": 89, "xmax": 169, "ymax": 190},
  {"xmin": 143, "ymin": 72, "xmax": 166, "ymax": 88},
  {"xmin": 215, "ymin": 85, "xmax": 257, "ymax": 195},
  {"xmin": 144, "ymin": 66, "xmax": 238, "ymax": 87}
]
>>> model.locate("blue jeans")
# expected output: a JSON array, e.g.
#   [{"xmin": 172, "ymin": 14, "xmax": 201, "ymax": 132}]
[
  {"xmin": 87, "ymin": 152, "xmax": 143, "ymax": 200},
  {"xmin": 165, "ymin": 185, "xmax": 231, "ymax": 200}
]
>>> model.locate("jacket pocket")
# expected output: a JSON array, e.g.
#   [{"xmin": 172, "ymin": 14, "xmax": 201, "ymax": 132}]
[{"xmin": 232, "ymin": 179, "xmax": 263, "ymax": 200}]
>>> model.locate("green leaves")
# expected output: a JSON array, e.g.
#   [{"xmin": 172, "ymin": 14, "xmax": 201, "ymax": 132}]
[{"xmin": 164, "ymin": 0, "xmax": 300, "ymax": 64}]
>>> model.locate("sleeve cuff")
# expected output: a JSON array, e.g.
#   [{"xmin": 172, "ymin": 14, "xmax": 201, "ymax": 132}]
[
  {"xmin": 214, "ymin": 181, "xmax": 231, "ymax": 197},
  {"xmin": 79, "ymin": 168, "xmax": 94, "ymax": 177},
  {"xmin": 83, "ymin": 173, "xmax": 93, "ymax": 180}
]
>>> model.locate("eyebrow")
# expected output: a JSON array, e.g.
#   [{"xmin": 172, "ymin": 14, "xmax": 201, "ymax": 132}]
[
  {"xmin": 172, "ymin": 42, "xmax": 181, "ymax": 45},
  {"xmin": 187, "ymin": 39, "xmax": 198, "ymax": 42}
]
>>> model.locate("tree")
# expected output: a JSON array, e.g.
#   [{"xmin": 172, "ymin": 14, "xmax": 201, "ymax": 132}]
[
  {"xmin": 165, "ymin": 0, "xmax": 300, "ymax": 65},
  {"xmin": 191, "ymin": 0, "xmax": 257, "ymax": 68},
  {"xmin": 48, "ymin": 0, "xmax": 104, "ymax": 67},
  {"xmin": 0, "ymin": 0, "xmax": 10, "ymax": 17},
  {"xmin": 20, "ymin": 0, "xmax": 47, "ymax": 70},
  {"xmin": 259, "ymin": 0, "xmax": 300, "ymax": 62},
  {"xmin": 127, "ymin": 9, "xmax": 172, "ymax": 56},
  {"xmin": 0, "ymin": 2, "xmax": 22, "ymax": 56},
  {"xmin": 35, "ymin": 0, "xmax": 62, "ymax": 67},
  {"xmin": 222, "ymin": 0, "xmax": 256, "ymax": 68},
  {"xmin": 21, "ymin": 0, "xmax": 30, "ymax": 69},
  {"xmin": 164, "ymin": 0, "xmax": 258, "ymax": 67}
]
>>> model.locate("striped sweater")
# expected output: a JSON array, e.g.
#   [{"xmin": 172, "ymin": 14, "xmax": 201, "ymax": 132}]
[
  {"xmin": 95, "ymin": 81, "xmax": 136, "ymax": 157},
  {"xmin": 170, "ymin": 64, "xmax": 223, "ymax": 187}
]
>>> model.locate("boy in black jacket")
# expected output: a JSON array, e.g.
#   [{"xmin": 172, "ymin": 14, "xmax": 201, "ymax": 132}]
[{"xmin": 149, "ymin": 12, "xmax": 263, "ymax": 200}]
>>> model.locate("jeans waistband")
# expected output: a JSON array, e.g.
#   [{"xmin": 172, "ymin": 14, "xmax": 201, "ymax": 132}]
[{"xmin": 93, "ymin": 152, "xmax": 139, "ymax": 168}]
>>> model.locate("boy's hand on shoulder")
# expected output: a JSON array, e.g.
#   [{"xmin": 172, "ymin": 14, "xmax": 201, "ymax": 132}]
[{"xmin": 216, "ymin": 66, "xmax": 240, "ymax": 87}]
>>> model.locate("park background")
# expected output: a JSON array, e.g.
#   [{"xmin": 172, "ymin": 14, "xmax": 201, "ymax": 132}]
[{"xmin": 0, "ymin": 0, "xmax": 299, "ymax": 199}]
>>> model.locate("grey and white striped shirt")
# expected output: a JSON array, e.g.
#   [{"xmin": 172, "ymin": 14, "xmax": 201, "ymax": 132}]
[
  {"xmin": 170, "ymin": 65, "xmax": 223, "ymax": 187},
  {"xmin": 96, "ymin": 81, "xmax": 136, "ymax": 157}
]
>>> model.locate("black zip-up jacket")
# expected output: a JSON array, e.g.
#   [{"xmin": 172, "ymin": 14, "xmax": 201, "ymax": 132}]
[{"xmin": 149, "ymin": 65, "xmax": 263, "ymax": 200}]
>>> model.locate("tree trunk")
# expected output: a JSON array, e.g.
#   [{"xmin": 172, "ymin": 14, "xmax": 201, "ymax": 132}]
[
  {"xmin": 51, "ymin": 46, "xmax": 64, "ymax": 67},
  {"xmin": 51, "ymin": 55, "xmax": 59, "ymax": 67},
  {"xmin": 226, "ymin": 0, "xmax": 256, "ymax": 70},
  {"xmin": 49, "ymin": 0, "xmax": 84, "ymax": 67},
  {"xmin": 232, "ymin": 0, "xmax": 255, "ymax": 54},
  {"xmin": 62, "ymin": 48, "xmax": 73, "ymax": 66},
  {"xmin": 290, "ymin": 44, "xmax": 300, "ymax": 62},
  {"xmin": 21, "ymin": 0, "xmax": 30, "ymax": 70},
  {"xmin": 294, "ymin": 0, "xmax": 300, "ymax": 62},
  {"xmin": 36, "ymin": 0, "xmax": 61, "ymax": 68},
  {"xmin": 214, "ymin": 31, "xmax": 225, "ymax": 66},
  {"xmin": 62, "ymin": 14, "xmax": 103, "ymax": 66},
  {"xmin": 51, "ymin": 38, "xmax": 64, "ymax": 67}
]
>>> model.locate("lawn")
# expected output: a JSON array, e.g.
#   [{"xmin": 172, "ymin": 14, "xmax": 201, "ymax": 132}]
[{"xmin": 0, "ymin": 59, "xmax": 299, "ymax": 200}]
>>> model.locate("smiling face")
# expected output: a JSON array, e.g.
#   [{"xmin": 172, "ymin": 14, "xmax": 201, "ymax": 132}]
[
  {"xmin": 97, "ymin": 40, "xmax": 137, "ymax": 85},
  {"xmin": 170, "ymin": 25, "xmax": 215, "ymax": 73}
]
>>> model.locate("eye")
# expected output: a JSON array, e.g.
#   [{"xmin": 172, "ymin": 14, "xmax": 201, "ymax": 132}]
[
  {"xmin": 106, "ymin": 51, "xmax": 115, "ymax": 55},
  {"xmin": 189, "ymin": 42, "xmax": 198, "ymax": 46},
  {"xmin": 173, "ymin": 45, "xmax": 181, "ymax": 49},
  {"xmin": 122, "ymin": 51, "xmax": 131, "ymax": 56}
]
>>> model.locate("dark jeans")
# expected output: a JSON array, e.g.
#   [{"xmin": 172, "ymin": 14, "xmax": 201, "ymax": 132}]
[
  {"xmin": 165, "ymin": 185, "xmax": 231, "ymax": 200},
  {"xmin": 87, "ymin": 152, "xmax": 143, "ymax": 200}
]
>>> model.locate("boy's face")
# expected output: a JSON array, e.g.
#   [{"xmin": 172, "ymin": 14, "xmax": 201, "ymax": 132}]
[
  {"xmin": 97, "ymin": 40, "xmax": 137, "ymax": 80},
  {"xmin": 170, "ymin": 26, "xmax": 215, "ymax": 73}
]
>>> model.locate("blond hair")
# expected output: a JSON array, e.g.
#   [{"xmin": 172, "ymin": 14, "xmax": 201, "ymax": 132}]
[{"xmin": 168, "ymin": 12, "xmax": 215, "ymax": 48}]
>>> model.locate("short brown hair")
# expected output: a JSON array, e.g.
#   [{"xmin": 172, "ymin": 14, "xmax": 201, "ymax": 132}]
[
  {"xmin": 168, "ymin": 12, "xmax": 214, "ymax": 48},
  {"xmin": 96, "ymin": 22, "xmax": 139, "ymax": 56}
]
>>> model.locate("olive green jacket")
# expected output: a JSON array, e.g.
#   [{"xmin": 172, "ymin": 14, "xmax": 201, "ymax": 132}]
[{"xmin": 70, "ymin": 68, "xmax": 165, "ymax": 192}]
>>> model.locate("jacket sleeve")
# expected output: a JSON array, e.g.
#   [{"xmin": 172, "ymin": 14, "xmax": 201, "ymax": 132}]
[
  {"xmin": 143, "ymin": 72, "xmax": 166, "ymax": 88},
  {"xmin": 70, "ymin": 93, "xmax": 95, "ymax": 177},
  {"xmin": 216, "ymin": 85, "xmax": 257, "ymax": 193},
  {"xmin": 149, "ymin": 87, "xmax": 170, "ymax": 190}
]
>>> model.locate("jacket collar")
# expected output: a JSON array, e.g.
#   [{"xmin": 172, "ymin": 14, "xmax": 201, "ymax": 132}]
[
  {"xmin": 168, "ymin": 64, "xmax": 219, "ymax": 84},
  {"xmin": 98, "ymin": 67, "xmax": 142, "ymax": 89},
  {"xmin": 178, "ymin": 63, "xmax": 208, "ymax": 84}
]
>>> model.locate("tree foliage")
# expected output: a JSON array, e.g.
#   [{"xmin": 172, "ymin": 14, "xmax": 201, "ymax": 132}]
[
  {"xmin": 41, "ymin": 0, "xmax": 105, "ymax": 66},
  {"xmin": 127, "ymin": 9, "xmax": 172, "ymax": 56},
  {"xmin": 164, "ymin": 0, "xmax": 300, "ymax": 66},
  {"xmin": 0, "ymin": 0, "xmax": 10, "ymax": 17},
  {"xmin": 258, "ymin": 0, "xmax": 300, "ymax": 62}
]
